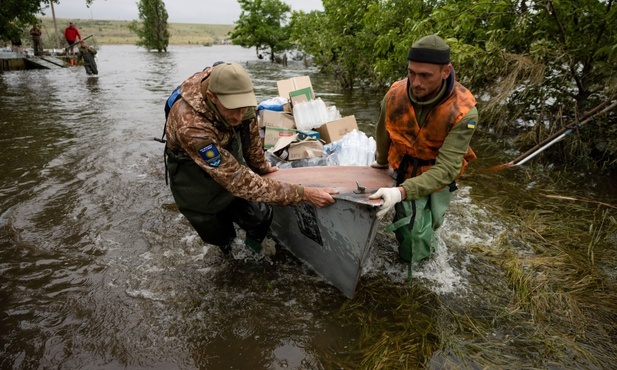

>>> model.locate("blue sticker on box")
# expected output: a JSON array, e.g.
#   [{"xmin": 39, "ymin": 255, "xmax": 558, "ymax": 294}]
[{"xmin": 198, "ymin": 143, "xmax": 222, "ymax": 167}]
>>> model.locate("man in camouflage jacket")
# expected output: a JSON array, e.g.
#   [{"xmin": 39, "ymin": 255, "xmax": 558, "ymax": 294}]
[
  {"xmin": 76, "ymin": 41, "xmax": 98, "ymax": 75},
  {"xmin": 165, "ymin": 62, "xmax": 337, "ymax": 254}
]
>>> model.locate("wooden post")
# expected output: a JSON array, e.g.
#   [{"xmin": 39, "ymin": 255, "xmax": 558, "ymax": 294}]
[{"xmin": 49, "ymin": 0, "xmax": 61, "ymax": 49}]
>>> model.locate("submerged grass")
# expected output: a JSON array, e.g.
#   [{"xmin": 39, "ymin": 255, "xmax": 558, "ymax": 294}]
[
  {"xmin": 325, "ymin": 167, "xmax": 617, "ymax": 369},
  {"xmin": 322, "ymin": 280, "xmax": 440, "ymax": 369}
]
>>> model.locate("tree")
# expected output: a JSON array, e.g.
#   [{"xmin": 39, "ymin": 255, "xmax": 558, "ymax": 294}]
[
  {"xmin": 128, "ymin": 0, "xmax": 170, "ymax": 52},
  {"xmin": 1, "ymin": 0, "xmax": 52, "ymax": 42},
  {"xmin": 291, "ymin": 0, "xmax": 617, "ymax": 169},
  {"xmin": 291, "ymin": 0, "xmax": 380, "ymax": 89},
  {"xmin": 1, "ymin": 1, "xmax": 96, "ymax": 45},
  {"xmin": 230, "ymin": 0, "xmax": 291, "ymax": 62}
]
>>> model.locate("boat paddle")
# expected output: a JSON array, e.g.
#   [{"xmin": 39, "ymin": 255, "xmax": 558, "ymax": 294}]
[{"xmin": 489, "ymin": 96, "xmax": 617, "ymax": 171}]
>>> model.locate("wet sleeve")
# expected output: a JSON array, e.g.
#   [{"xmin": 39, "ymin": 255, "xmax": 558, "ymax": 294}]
[
  {"xmin": 374, "ymin": 96, "xmax": 391, "ymax": 165},
  {"xmin": 401, "ymin": 107, "xmax": 478, "ymax": 200}
]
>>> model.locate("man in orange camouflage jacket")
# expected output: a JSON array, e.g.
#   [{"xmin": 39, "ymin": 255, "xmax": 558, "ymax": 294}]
[
  {"xmin": 165, "ymin": 62, "xmax": 337, "ymax": 255},
  {"xmin": 369, "ymin": 35, "xmax": 479, "ymax": 263}
]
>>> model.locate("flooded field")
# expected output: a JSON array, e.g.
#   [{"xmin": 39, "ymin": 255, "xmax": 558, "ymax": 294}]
[{"xmin": 1, "ymin": 44, "xmax": 615, "ymax": 369}]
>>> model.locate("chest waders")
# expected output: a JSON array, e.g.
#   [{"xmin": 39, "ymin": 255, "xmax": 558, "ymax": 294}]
[
  {"xmin": 386, "ymin": 155, "xmax": 456, "ymax": 277},
  {"xmin": 165, "ymin": 123, "xmax": 272, "ymax": 254}
]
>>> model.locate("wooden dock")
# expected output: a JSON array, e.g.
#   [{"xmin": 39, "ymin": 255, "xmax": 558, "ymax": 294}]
[
  {"xmin": 25, "ymin": 56, "xmax": 67, "ymax": 69},
  {"xmin": 0, "ymin": 52, "xmax": 69, "ymax": 71}
]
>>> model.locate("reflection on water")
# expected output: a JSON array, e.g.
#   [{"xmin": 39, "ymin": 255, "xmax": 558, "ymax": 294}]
[{"xmin": 0, "ymin": 45, "xmax": 615, "ymax": 369}]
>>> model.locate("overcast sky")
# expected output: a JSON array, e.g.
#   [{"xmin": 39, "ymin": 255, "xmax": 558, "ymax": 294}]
[{"xmin": 39, "ymin": 0, "xmax": 324, "ymax": 24}]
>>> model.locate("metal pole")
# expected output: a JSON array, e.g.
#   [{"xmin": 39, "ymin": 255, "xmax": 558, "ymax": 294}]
[{"xmin": 49, "ymin": 0, "xmax": 61, "ymax": 49}]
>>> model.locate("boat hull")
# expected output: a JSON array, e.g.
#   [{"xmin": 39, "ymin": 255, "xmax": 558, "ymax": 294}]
[{"xmin": 264, "ymin": 166, "xmax": 394, "ymax": 298}]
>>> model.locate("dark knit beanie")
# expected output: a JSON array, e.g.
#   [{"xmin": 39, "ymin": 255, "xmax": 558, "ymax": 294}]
[{"xmin": 407, "ymin": 35, "xmax": 450, "ymax": 64}]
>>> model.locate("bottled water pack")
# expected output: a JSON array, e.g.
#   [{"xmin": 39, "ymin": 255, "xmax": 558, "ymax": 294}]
[
  {"xmin": 293, "ymin": 98, "xmax": 341, "ymax": 131},
  {"xmin": 325, "ymin": 129, "xmax": 376, "ymax": 166}
]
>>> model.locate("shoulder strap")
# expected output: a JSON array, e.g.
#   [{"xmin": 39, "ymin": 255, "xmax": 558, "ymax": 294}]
[{"xmin": 154, "ymin": 85, "xmax": 182, "ymax": 144}]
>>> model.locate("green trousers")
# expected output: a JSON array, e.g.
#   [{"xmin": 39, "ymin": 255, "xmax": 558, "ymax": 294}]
[
  {"xmin": 386, "ymin": 186, "xmax": 453, "ymax": 263},
  {"xmin": 166, "ymin": 150, "xmax": 272, "ymax": 249}
]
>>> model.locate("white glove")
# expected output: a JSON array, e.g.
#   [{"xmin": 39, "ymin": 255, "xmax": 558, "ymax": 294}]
[
  {"xmin": 370, "ymin": 161, "xmax": 389, "ymax": 169},
  {"xmin": 369, "ymin": 187, "xmax": 402, "ymax": 219}
]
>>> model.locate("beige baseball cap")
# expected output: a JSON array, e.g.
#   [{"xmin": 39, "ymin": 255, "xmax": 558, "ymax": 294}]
[{"xmin": 208, "ymin": 62, "xmax": 257, "ymax": 109}]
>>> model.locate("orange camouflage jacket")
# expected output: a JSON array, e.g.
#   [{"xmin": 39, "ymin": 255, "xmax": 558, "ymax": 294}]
[{"xmin": 384, "ymin": 78, "xmax": 477, "ymax": 181}]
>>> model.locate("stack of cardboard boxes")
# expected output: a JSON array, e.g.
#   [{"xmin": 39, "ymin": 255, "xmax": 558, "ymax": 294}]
[{"xmin": 260, "ymin": 76, "xmax": 359, "ymax": 160}]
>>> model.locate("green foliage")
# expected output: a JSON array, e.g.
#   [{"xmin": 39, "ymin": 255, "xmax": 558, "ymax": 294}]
[
  {"xmin": 288, "ymin": 11, "xmax": 326, "ymax": 63},
  {"xmin": 290, "ymin": 0, "xmax": 617, "ymax": 170},
  {"xmin": 0, "ymin": 0, "xmax": 47, "ymax": 42},
  {"xmin": 128, "ymin": 0, "xmax": 170, "ymax": 52},
  {"xmin": 289, "ymin": 0, "xmax": 379, "ymax": 88},
  {"xmin": 1, "ymin": 0, "xmax": 98, "ymax": 42},
  {"xmin": 229, "ymin": 0, "xmax": 291, "ymax": 62}
]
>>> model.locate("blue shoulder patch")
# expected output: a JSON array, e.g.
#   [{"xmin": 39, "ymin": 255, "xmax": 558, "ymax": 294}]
[{"xmin": 198, "ymin": 143, "xmax": 222, "ymax": 167}]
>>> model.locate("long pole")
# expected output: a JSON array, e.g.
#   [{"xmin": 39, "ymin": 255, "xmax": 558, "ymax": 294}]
[
  {"xmin": 49, "ymin": 0, "xmax": 61, "ymax": 49},
  {"xmin": 490, "ymin": 97, "xmax": 617, "ymax": 171},
  {"xmin": 63, "ymin": 35, "xmax": 93, "ymax": 50}
]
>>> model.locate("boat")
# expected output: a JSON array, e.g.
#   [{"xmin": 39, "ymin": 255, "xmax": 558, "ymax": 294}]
[{"xmin": 264, "ymin": 166, "xmax": 394, "ymax": 298}]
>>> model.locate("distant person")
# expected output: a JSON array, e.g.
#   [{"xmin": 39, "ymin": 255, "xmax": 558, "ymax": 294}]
[
  {"xmin": 30, "ymin": 24, "xmax": 43, "ymax": 56},
  {"xmin": 76, "ymin": 40, "xmax": 98, "ymax": 75},
  {"xmin": 64, "ymin": 22, "xmax": 82, "ymax": 55},
  {"xmin": 11, "ymin": 38, "xmax": 23, "ymax": 54},
  {"xmin": 164, "ymin": 62, "xmax": 337, "ymax": 255}
]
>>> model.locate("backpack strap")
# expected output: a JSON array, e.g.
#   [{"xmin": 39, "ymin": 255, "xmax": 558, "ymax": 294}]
[{"xmin": 155, "ymin": 85, "xmax": 182, "ymax": 144}]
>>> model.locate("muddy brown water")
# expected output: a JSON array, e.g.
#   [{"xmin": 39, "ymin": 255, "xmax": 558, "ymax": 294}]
[{"xmin": 1, "ymin": 45, "xmax": 615, "ymax": 369}]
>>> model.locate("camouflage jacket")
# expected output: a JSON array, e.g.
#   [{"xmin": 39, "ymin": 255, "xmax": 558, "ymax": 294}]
[
  {"xmin": 165, "ymin": 68, "xmax": 303, "ymax": 206},
  {"xmin": 77, "ymin": 46, "xmax": 96, "ymax": 63}
]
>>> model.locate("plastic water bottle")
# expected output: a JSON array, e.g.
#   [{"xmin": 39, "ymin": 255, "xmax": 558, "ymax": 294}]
[
  {"xmin": 315, "ymin": 98, "xmax": 329, "ymax": 125},
  {"xmin": 293, "ymin": 101, "xmax": 309, "ymax": 131},
  {"xmin": 308, "ymin": 99, "xmax": 319, "ymax": 128},
  {"xmin": 327, "ymin": 106, "xmax": 341, "ymax": 122},
  {"xmin": 367, "ymin": 137, "xmax": 376, "ymax": 166},
  {"xmin": 349, "ymin": 130, "xmax": 361, "ymax": 166},
  {"xmin": 356, "ymin": 131, "xmax": 369, "ymax": 166}
]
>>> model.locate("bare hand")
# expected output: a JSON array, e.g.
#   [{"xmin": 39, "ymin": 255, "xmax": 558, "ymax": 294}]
[{"xmin": 303, "ymin": 187, "xmax": 338, "ymax": 208}]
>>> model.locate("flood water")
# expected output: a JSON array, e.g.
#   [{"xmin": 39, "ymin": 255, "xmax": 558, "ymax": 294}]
[{"xmin": 1, "ymin": 45, "xmax": 616, "ymax": 369}]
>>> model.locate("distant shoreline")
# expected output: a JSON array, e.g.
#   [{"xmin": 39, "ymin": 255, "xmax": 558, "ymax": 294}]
[{"xmin": 37, "ymin": 17, "xmax": 234, "ymax": 46}]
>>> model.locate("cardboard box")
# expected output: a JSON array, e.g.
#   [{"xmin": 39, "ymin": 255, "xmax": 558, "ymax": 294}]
[
  {"xmin": 267, "ymin": 133, "xmax": 324, "ymax": 160},
  {"xmin": 289, "ymin": 87, "xmax": 312, "ymax": 104},
  {"xmin": 316, "ymin": 115, "xmax": 359, "ymax": 143},
  {"xmin": 288, "ymin": 140, "xmax": 324, "ymax": 160},
  {"xmin": 277, "ymin": 76, "xmax": 314, "ymax": 101},
  {"xmin": 264, "ymin": 127, "xmax": 296, "ymax": 149},
  {"xmin": 259, "ymin": 109, "xmax": 296, "ymax": 129}
]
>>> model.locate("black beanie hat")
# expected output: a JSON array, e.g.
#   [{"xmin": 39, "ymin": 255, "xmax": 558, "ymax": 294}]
[{"xmin": 407, "ymin": 35, "xmax": 450, "ymax": 64}]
